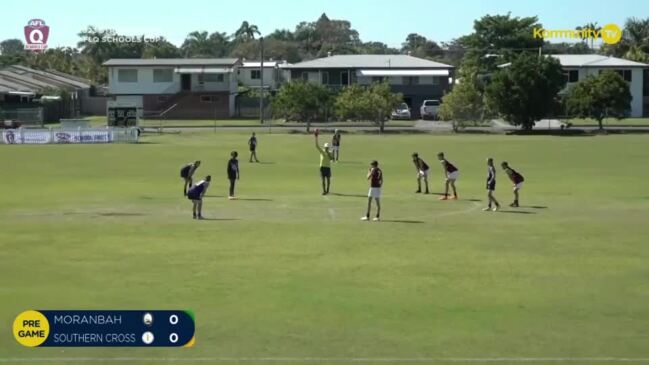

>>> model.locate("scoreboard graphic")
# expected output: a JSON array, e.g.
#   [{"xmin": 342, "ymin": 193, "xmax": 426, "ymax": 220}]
[{"xmin": 13, "ymin": 310, "xmax": 195, "ymax": 347}]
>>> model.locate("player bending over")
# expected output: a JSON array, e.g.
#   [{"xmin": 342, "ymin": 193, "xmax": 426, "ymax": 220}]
[
  {"xmin": 248, "ymin": 132, "xmax": 259, "ymax": 163},
  {"xmin": 437, "ymin": 152, "xmax": 459, "ymax": 200},
  {"xmin": 180, "ymin": 160, "xmax": 201, "ymax": 196},
  {"xmin": 227, "ymin": 151, "xmax": 240, "ymax": 199},
  {"xmin": 484, "ymin": 158, "xmax": 500, "ymax": 211},
  {"xmin": 187, "ymin": 175, "xmax": 211, "ymax": 219},
  {"xmin": 412, "ymin": 153, "xmax": 430, "ymax": 194},
  {"xmin": 501, "ymin": 161, "xmax": 524, "ymax": 207},
  {"xmin": 361, "ymin": 160, "xmax": 383, "ymax": 221},
  {"xmin": 315, "ymin": 132, "xmax": 334, "ymax": 195},
  {"xmin": 332, "ymin": 129, "xmax": 342, "ymax": 162}
]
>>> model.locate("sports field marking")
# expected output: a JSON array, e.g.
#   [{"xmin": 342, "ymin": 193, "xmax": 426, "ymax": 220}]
[
  {"xmin": 2, "ymin": 357, "xmax": 649, "ymax": 363},
  {"xmin": 328, "ymin": 208, "xmax": 336, "ymax": 219},
  {"xmin": 432, "ymin": 200, "xmax": 482, "ymax": 220}
]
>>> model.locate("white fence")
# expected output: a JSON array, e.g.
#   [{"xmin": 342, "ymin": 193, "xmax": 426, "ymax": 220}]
[{"xmin": 1, "ymin": 127, "xmax": 139, "ymax": 145}]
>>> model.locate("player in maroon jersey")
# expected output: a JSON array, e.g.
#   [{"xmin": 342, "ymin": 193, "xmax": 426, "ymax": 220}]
[
  {"xmin": 412, "ymin": 153, "xmax": 430, "ymax": 194},
  {"xmin": 501, "ymin": 161, "xmax": 525, "ymax": 207},
  {"xmin": 437, "ymin": 152, "xmax": 459, "ymax": 200},
  {"xmin": 361, "ymin": 160, "xmax": 383, "ymax": 221}
]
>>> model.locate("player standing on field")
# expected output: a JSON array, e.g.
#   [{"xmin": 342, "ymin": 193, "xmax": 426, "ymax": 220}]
[
  {"xmin": 315, "ymin": 132, "xmax": 334, "ymax": 195},
  {"xmin": 361, "ymin": 160, "xmax": 382, "ymax": 221},
  {"xmin": 437, "ymin": 152, "xmax": 459, "ymax": 200},
  {"xmin": 248, "ymin": 132, "xmax": 259, "ymax": 163},
  {"xmin": 484, "ymin": 158, "xmax": 500, "ymax": 211},
  {"xmin": 412, "ymin": 153, "xmax": 430, "ymax": 194},
  {"xmin": 227, "ymin": 151, "xmax": 240, "ymax": 199},
  {"xmin": 187, "ymin": 175, "xmax": 211, "ymax": 219},
  {"xmin": 501, "ymin": 161, "xmax": 524, "ymax": 207},
  {"xmin": 331, "ymin": 129, "xmax": 342, "ymax": 162},
  {"xmin": 180, "ymin": 160, "xmax": 201, "ymax": 196}
]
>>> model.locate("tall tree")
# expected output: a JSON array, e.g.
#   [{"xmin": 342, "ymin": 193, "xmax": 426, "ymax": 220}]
[
  {"xmin": 575, "ymin": 22, "xmax": 600, "ymax": 50},
  {"xmin": 234, "ymin": 21, "xmax": 261, "ymax": 42},
  {"xmin": 0, "ymin": 39, "xmax": 25, "ymax": 56},
  {"xmin": 181, "ymin": 31, "xmax": 213, "ymax": 57},
  {"xmin": 271, "ymin": 80, "xmax": 333, "ymax": 131},
  {"xmin": 566, "ymin": 71, "xmax": 632, "ymax": 130},
  {"xmin": 142, "ymin": 38, "xmax": 181, "ymax": 58},
  {"xmin": 486, "ymin": 52, "xmax": 566, "ymax": 130}
]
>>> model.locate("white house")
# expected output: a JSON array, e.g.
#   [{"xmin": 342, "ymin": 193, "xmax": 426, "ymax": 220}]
[
  {"xmin": 237, "ymin": 61, "xmax": 286, "ymax": 90},
  {"xmin": 549, "ymin": 55, "xmax": 648, "ymax": 117},
  {"xmin": 103, "ymin": 58, "xmax": 241, "ymax": 119}
]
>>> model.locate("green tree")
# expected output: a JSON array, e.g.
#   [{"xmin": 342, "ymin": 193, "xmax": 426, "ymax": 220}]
[
  {"xmin": 575, "ymin": 22, "xmax": 600, "ymax": 50},
  {"xmin": 565, "ymin": 71, "xmax": 632, "ymax": 131},
  {"xmin": 486, "ymin": 52, "xmax": 566, "ymax": 130},
  {"xmin": 335, "ymin": 82, "xmax": 402, "ymax": 132},
  {"xmin": 602, "ymin": 17, "xmax": 649, "ymax": 61},
  {"xmin": 401, "ymin": 33, "xmax": 443, "ymax": 59},
  {"xmin": 438, "ymin": 77, "xmax": 485, "ymax": 131},
  {"xmin": 142, "ymin": 38, "xmax": 181, "ymax": 58},
  {"xmin": 234, "ymin": 21, "xmax": 261, "ymax": 42},
  {"xmin": 271, "ymin": 81, "xmax": 333, "ymax": 131},
  {"xmin": 0, "ymin": 39, "xmax": 25, "ymax": 55},
  {"xmin": 181, "ymin": 31, "xmax": 213, "ymax": 57}
]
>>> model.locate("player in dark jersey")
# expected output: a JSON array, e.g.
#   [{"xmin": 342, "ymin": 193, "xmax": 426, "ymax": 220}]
[
  {"xmin": 180, "ymin": 160, "xmax": 201, "ymax": 196},
  {"xmin": 187, "ymin": 175, "xmax": 211, "ymax": 219},
  {"xmin": 248, "ymin": 132, "xmax": 259, "ymax": 163},
  {"xmin": 412, "ymin": 153, "xmax": 430, "ymax": 194},
  {"xmin": 331, "ymin": 129, "xmax": 341, "ymax": 162},
  {"xmin": 437, "ymin": 152, "xmax": 459, "ymax": 200},
  {"xmin": 501, "ymin": 161, "xmax": 524, "ymax": 207},
  {"xmin": 227, "ymin": 151, "xmax": 240, "ymax": 199},
  {"xmin": 361, "ymin": 160, "xmax": 383, "ymax": 221},
  {"xmin": 484, "ymin": 158, "xmax": 500, "ymax": 211}
]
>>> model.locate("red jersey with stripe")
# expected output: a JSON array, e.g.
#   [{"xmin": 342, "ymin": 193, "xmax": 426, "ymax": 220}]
[
  {"xmin": 370, "ymin": 167, "xmax": 383, "ymax": 188},
  {"xmin": 506, "ymin": 168, "xmax": 524, "ymax": 184},
  {"xmin": 441, "ymin": 159, "xmax": 458, "ymax": 173}
]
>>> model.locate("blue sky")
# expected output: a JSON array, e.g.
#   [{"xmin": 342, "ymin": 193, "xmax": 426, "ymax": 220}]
[{"xmin": 1, "ymin": 0, "xmax": 645, "ymax": 48}]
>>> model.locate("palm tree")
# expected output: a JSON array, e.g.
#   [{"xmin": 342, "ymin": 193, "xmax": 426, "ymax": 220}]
[
  {"xmin": 208, "ymin": 32, "xmax": 231, "ymax": 57},
  {"xmin": 181, "ymin": 31, "xmax": 213, "ymax": 57},
  {"xmin": 234, "ymin": 21, "xmax": 260, "ymax": 42},
  {"xmin": 575, "ymin": 22, "xmax": 600, "ymax": 50},
  {"xmin": 622, "ymin": 17, "xmax": 649, "ymax": 61}
]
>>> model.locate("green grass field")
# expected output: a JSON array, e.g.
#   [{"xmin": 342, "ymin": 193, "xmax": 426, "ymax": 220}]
[{"xmin": 1, "ymin": 132, "xmax": 649, "ymax": 364}]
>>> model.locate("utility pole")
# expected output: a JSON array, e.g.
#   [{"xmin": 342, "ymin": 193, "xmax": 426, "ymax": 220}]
[{"xmin": 259, "ymin": 36, "xmax": 264, "ymax": 125}]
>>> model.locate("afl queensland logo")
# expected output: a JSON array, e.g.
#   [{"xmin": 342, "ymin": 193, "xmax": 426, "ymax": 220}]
[{"xmin": 24, "ymin": 19, "xmax": 49, "ymax": 52}]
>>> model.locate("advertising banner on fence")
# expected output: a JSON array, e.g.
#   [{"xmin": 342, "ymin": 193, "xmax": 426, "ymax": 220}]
[{"xmin": 2, "ymin": 128, "xmax": 138, "ymax": 145}]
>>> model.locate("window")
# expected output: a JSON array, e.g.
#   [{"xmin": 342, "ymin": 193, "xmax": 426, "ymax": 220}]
[
  {"xmin": 564, "ymin": 70, "xmax": 579, "ymax": 83},
  {"xmin": 599, "ymin": 69, "xmax": 632, "ymax": 82},
  {"xmin": 204, "ymin": 74, "xmax": 224, "ymax": 83},
  {"xmin": 372, "ymin": 76, "xmax": 384, "ymax": 83},
  {"xmin": 301, "ymin": 72, "xmax": 309, "ymax": 81},
  {"xmin": 153, "ymin": 69, "xmax": 173, "ymax": 83},
  {"xmin": 251, "ymin": 70, "xmax": 261, "ymax": 80},
  {"xmin": 404, "ymin": 76, "xmax": 419, "ymax": 85},
  {"xmin": 321, "ymin": 72, "xmax": 329, "ymax": 85},
  {"xmin": 117, "ymin": 69, "xmax": 138, "ymax": 83}
]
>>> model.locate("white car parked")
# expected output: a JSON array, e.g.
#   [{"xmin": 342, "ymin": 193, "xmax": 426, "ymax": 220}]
[
  {"xmin": 420, "ymin": 99, "xmax": 440, "ymax": 120},
  {"xmin": 391, "ymin": 103, "xmax": 411, "ymax": 120}
]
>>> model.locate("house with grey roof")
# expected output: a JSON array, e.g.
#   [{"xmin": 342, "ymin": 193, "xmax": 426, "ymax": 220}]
[
  {"xmin": 103, "ymin": 58, "xmax": 242, "ymax": 119},
  {"xmin": 284, "ymin": 54, "xmax": 455, "ymax": 117},
  {"xmin": 500, "ymin": 55, "xmax": 649, "ymax": 117}
]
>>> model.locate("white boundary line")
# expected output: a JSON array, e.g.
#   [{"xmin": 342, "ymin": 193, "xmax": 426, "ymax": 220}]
[{"xmin": 2, "ymin": 357, "xmax": 649, "ymax": 363}]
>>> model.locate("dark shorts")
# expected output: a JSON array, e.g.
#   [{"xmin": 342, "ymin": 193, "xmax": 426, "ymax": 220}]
[
  {"xmin": 250, "ymin": 147, "xmax": 256, "ymax": 151},
  {"xmin": 187, "ymin": 192, "xmax": 201, "ymax": 200},
  {"xmin": 487, "ymin": 181, "xmax": 496, "ymax": 191},
  {"xmin": 320, "ymin": 166, "xmax": 331, "ymax": 178},
  {"xmin": 180, "ymin": 170, "xmax": 190, "ymax": 179}
]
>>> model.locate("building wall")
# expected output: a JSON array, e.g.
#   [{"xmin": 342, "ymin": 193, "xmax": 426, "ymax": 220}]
[
  {"xmin": 107, "ymin": 67, "xmax": 237, "ymax": 95},
  {"xmin": 238, "ymin": 67, "xmax": 278, "ymax": 89}
]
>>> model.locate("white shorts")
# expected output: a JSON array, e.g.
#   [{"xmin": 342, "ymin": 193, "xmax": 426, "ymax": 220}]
[
  {"xmin": 368, "ymin": 187, "xmax": 382, "ymax": 198},
  {"xmin": 514, "ymin": 182, "xmax": 523, "ymax": 190},
  {"xmin": 446, "ymin": 171, "xmax": 459, "ymax": 181},
  {"xmin": 418, "ymin": 169, "xmax": 429, "ymax": 178},
  {"xmin": 332, "ymin": 146, "xmax": 340, "ymax": 152}
]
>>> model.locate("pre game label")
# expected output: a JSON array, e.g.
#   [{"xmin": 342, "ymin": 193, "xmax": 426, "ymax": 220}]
[{"xmin": 13, "ymin": 310, "xmax": 195, "ymax": 347}]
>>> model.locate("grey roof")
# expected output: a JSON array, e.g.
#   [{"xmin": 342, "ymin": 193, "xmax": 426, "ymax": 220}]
[
  {"xmin": 286, "ymin": 54, "xmax": 454, "ymax": 69},
  {"xmin": 550, "ymin": 54, "xmax": 648, "ymax": 67},
  {"xmin": 8, "ymin": 65, "xmax": 91, "ymax": 89},
  {"xmin": 103, "ymin": 58, "xmax": 241, "ymax": 67},
  {"xmin": 0, "ymin": 70, "xmax": 54, "ymax": 89}
]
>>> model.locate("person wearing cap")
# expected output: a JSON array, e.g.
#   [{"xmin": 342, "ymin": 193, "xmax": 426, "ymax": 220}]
[
  {"xmin": 331, "ymin": 129, "xmax": 342, "ymax": 162},
  {"xmin": 315, "ymin": 133, "xmax": 334, "ymax": 195},
  {"xmin": 187, "ymin": 175, "xmax": 211, "ymax": 219}
]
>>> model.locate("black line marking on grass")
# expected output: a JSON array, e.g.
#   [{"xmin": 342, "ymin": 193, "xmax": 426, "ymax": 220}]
[
  {"xmin": 466, "ymin": 199, "xmax": 482, "ymax": 202},
  {"xmin": 497, "ymin": 210, "xmax": 537, "ymax": 215},
  {"xmin": 330, "ymin": 193, "xmax": 367, "ymax": 198},
  {"xmin": 382, "ymin": 220, "xmax": 425, "ymax": 224},
  {"xmin": 97, "ymin": 212, "xmax": 145, "ymax": 217}
]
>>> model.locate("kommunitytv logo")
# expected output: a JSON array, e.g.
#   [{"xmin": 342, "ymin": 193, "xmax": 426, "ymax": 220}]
[
  {"xmin": 533, "ymin": 23, "xmax": 622, "ymax": 45},
  {"xmin": 24, "ymin": 19, "xmax": 49, "ymax": 52}
]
